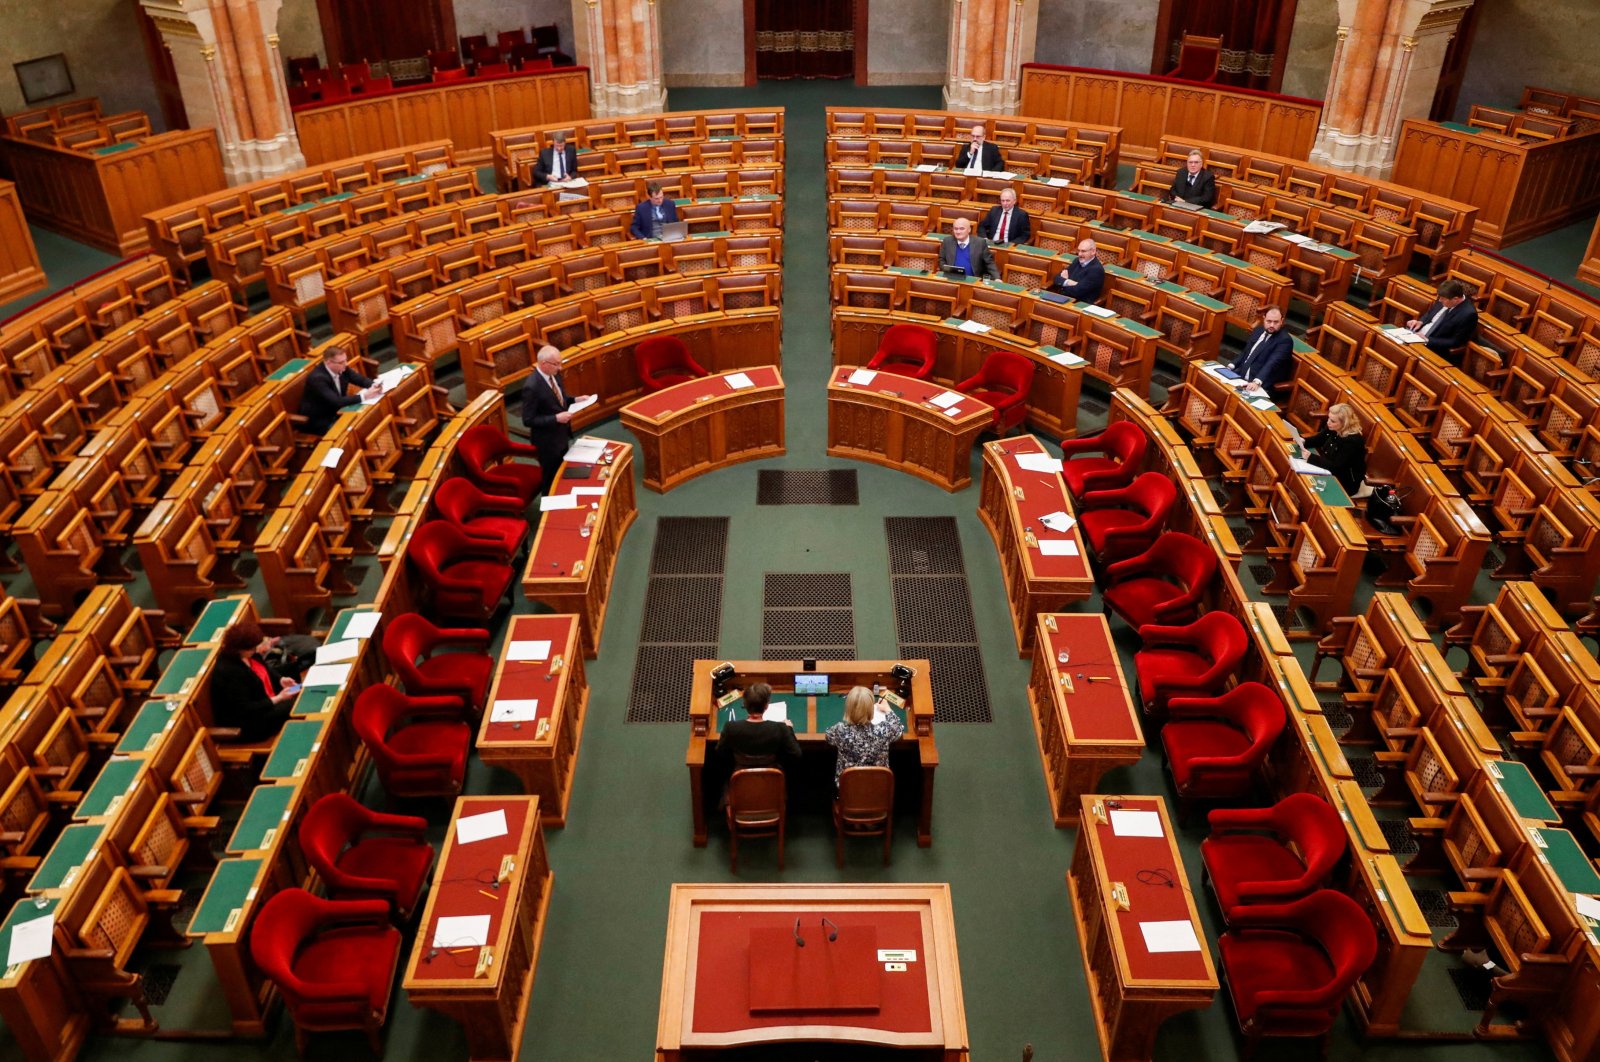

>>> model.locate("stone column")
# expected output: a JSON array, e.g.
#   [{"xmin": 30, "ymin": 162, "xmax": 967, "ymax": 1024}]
[
  {"xmin": 572, "ymin": 0, "xmax": 668, "ymax": 117},
  {"xmin": 943, "ymin": 0, "xmax": 1039, "ymax": 114},
  {"xmin": 141, "ymin": 0, "xmax": 305, "ymax": 184},
  {"xmin": 1311, "ymin": 0, "xmax": 1473, "ymax": 177}
]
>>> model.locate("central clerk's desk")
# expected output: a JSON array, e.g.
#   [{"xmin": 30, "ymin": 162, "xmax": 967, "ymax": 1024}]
[
  {"xmin": 826, "ymin": 366, "xmax": 992, "ymax": 492},
  {"xmin": 656, "ymin": 883, "xmax": 968, "ymax": 1061},
  {"xmin": 620, "ymin": 366, "xmax": 787, "ymax": 492},
  {"xmin": 686, "ymin": 659, "xmax": 938, "ymax": 848}
]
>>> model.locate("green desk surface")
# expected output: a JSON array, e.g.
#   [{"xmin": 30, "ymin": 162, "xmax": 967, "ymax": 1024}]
[
  {"xmin": 887, "ymin": 265, "xmax": 928, "ymax": 276},
  {"xmin": 695, "ymin": 230, "xmax": 734, "ymax": 238},
  {"xmin": 1008, "ymin": 244, "xmax": 1058, "ymax": 259},
  {"xmin": 76, "ymin": 757, "xmax": 143, "ymax": 819},
  {"xmin": 115, "ymin": 700, "xmax": 180, "ymax": 754},
  {"xmin": 292, "ymin": 686, "xmax": 341, "ymax": 716},
  {"xmin": 722, "ymin": 695, "xmax": 906, "ymax": 735},
  {"xmin": 29, "ymin": 825, "xmax": 105, "ymax": 892},
  {"xmin": 1116, "ymin": 318, "xmax": 1162, "ymax": 339},
  {"xmin": 1531, "ymin": 828, "xmax": 1600, "ymax": 894},
  {"xmin": 1292, "ymin": 337, "xmax": 1317, "ymax": 354},
  {"xmin": 187, "ymin": 859, "xmax": 263, "ymax": 936},
  {"xmin": 261, "ymin": 720, "xmax": 325, "ymax": 780},
  {"xmin": 1319, "ymin": 244, "xmax": 1359, "ymax": 260},
  {"xmin": 1106, "ymin": 265, "xmax": 1142, "ymax": 280},
  {"xmin": 267, "ymin": 357, "xmax": 311, "ymax": 381},
  {"xmin": 1169, "ymin": 240, "xmax": 1209, "ymax": 255},
  {"xmin": 742, "ymin": 194, "xmax": 779, "ymax": 201},
  {"xmin": 281, "ymin": 201, "xmax": 316, "ymax": 215},
  {"xmin": 325, "ymin": 606, "xmax": 379, "ymax": 643},
  {"xmin": 1039, "ymin": 344, "xmax": 1086, "ymax": 367},
  {"xmin": 0, "ymin": 898, "xmax": 59, "ymax": 969},
  {"xmin": 1188, "ymin": 292, "xmax": 1232, "ymax": 312},
  {"xmin": 1199, "ymin": 208, "xmax": 1233, "ymax": 222},
  {"xmin": 631, "ymin": 138, "xmax": 668, "ymax": 147},
  {"xmin": 1439, "ymin": 121, "xmax": 1481, "ymax": 134},
  {"xmin": 1121, "ymin": 191, "xmax": 1159, "ymax": 203},
  {"xmin": 229, "ymin": 785, "xmax": 297, "ymax": 854},
  {"xmin": 877, "ymin": 162, "xmax": 908, "ymax": 170},
  {"xmin": 389, "ymin": 174, "xmax": 427, "ymax": 185},
  {"xmin": 1307, "ymin": 473, "xmax": 1352, "ymax": 508},
  {"xmin": 187, "ymin": 597, "xmax": 248, "ymax": 645},
  {"xmin": 988, "ymin": 280, "xmax": 1025, "ymax": 294},
  {"xmin": 1132, "ymin": 229, "xmax": 1172, "ymax": 244},
  {"xmin": 152, "ymin": 647, "xmax": 212, "ymax": 697},
  {"xmin": 94, "ymin": 142, "xmax": 140, "ymax": 156},
  {"xmin": 708, "ymin": 135, "xmax": 741, "ymax": 142},
  {"xmin": 681, "ymin": 196, "xmax": 726, "ymax": 205},
  {"xmin": 1214, "ymin": 253, "xmax": 1252, "ymax": 269},
  {"xmin": 1486, "ymin": 759, "xmax": 1560, "ymax": 822}
]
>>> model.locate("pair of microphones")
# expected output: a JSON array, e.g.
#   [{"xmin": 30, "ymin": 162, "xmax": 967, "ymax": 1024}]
[{"xmin": 792, "ymin": 916, "xmax": 840, "ymax": 947}]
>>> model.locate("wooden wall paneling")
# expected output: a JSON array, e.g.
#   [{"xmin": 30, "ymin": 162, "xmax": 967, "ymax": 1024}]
[
  {"xmin": 1116, "ymin": 80, "xmax": 1169, "ymax": 150},
  {"xmin": 1577, "ymin": 214, "xmax": 1600, "ymax": 288},
  {"xmin": 443, "ymin": 84, "xmax": 498, "ymax": 158},
  {"xmin": 393, "ymin": 93, "xmax": 451, "ymax": 149},
  {"xmin": 0, "ymin": 180, "xmax": 47, "ymax": 304},
  {"xmin": 294, "ymin": 109, "xmax": 353, "ymax": 163},
  {"xmin": 345, "ymin": 99, "xmax": 402, "ymax": 155}
]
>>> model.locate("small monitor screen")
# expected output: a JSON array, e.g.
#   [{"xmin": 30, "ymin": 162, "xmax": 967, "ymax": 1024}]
[{"xmin": 793, "ymin": 673, "xmax": 829, "ymax": 696}]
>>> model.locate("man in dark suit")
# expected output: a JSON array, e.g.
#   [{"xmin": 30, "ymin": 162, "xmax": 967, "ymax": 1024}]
[
  {"xmin": 1164, "ymin": 150, "xmax": 1217, "ymax": 209},
  {"xmin": 717, "ymin": 682, "xmax": 801, "ymax": 768},
  {"xmin": 1231, "ymin": 306, "xmax": 1295, "ymax": 394},
  {"xmin": 1406, "ymin": 279, "xmax": 1478, "ymax": 360},
  {"xmin": 954, "ymin": 124, "xmax": 1003, "ymax": 174},
  {"xmin": 938, "ymin": 217, "xmax": 998, "ymax": 280},
  {"xmin": 530, "ymin": 130, "xmax": 579, "ymax": 186},
  {"xmin": 629, "ymin": 181, "xmax": 680, "ymax": 239},
  {"xmin": 520, "ymin": 344, "xmax": 596, "ymax": 493},
  {"xmin": 979, "ymin": 188, "xmax": 1030, "ymax": 246},
  {"xmin": 1046, "ymin": 239, "xmax": 1105, "ymax": 304},
  {"xmin": 298, "ymin": 344, "xmax": 381, "ymax": 435}
]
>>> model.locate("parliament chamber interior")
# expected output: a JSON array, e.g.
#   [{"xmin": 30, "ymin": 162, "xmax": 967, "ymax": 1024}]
[{"xmin": 5, "ymin": 0, "xmax": 1600, "ymax": 1060}]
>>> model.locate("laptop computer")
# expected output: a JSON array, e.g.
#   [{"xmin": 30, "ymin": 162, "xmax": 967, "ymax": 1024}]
[{"xmin": 659, "ymin": 220, "xmax": 690, "ymax": 243}]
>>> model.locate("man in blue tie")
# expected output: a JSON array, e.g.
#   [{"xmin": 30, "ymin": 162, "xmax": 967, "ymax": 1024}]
[
  {"xmin": 1231, "ymin": 306, "xmax": 1295, "ymax": 394},
  {"xmin": 937, "ymin": 217, "xmax": 998, "ymax": 280},
  {"xmin": 629, "ymin": 182, "xmax": 680, "ymax": 239}
]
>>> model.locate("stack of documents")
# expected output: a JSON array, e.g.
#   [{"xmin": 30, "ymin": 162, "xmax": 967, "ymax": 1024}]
[{"xmin": 565, "ymin": 437, "xmax": 608, "ymax": 463}]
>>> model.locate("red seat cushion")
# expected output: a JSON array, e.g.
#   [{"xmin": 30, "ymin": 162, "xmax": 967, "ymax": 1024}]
[
  {"xmin": 1062, "ymin": 457, "xmax": 1120, "ymax": 497},
  {"xmin": 1135, "ymin": 647, "xmax": 1208, "ymax": 704},
  {"xmin": 1201, "ymin": 834, "xmax": 1309, "ymax": 914},
  {"xmin": 966, "ymin": 387, "xmax": 1017, "ymax": 409},
  {"xmin": 1104, "ymin": 578, "xmax": 1188, "ymax": 630},
  {"xmin": 1219, "ymin": 929, "xmax": 1338, "ymax": 1034},
  {"xmin": 1079, "ymin": 508, "xmax": 1149, "ymax": 553},
  {"xmin": 649, "ymin": 369, "xmax": 702, "ymax": 388},
  {"xmin": 459, "ymin": 515, "xmax": 526, "ymax": 554},
  {"xmin": 1162, "ymin": 720, "xmax": 1252, "ymax": 797},
  {"xmin": 481, "ymin": 464, "xmax": 542, "ymax": 499},
  {"xmin": 292, "ymin": 924, "xmax": 401, "ymax": 1018},
  {"xmin": 387, "ymin": 720, "xmax": 470, "ymax": 785},
  {"xmin": 336, "ymin": 837, "xmax": 434, "ymax": 913},
  {"xmin": 413, "ymin": 652, "xmax": 494, "ymax": 708},
  {"xmin": 445, "ymin": 561, "xmax": 513, "ymax": 611}
]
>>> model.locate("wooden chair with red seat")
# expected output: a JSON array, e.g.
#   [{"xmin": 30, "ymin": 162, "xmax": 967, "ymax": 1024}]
[
  {"xmin": 1101, "ymin": 531, "xmax": 1218, "ymax": 631},
  {"xmin": 1160, "ymin": 682, "xmax": 1287, "ymax": 819},
  {"xmin": 407, "ymin": 520, "xmax": 514, "ymax": 626},
  {"xmin": 298, "ymin": 793, "xmax": 435, "ymax": 921},
  {"xmin": 1218, "ymin": 890, "xmax": 1378, "ymax": 1060},
  {"xmin": 382, "ymin": 612, "xmax": 494, "ymax": 713},
  {"xmin": 433, "ymin": 66, "xmax": 469, "ymax": 84},
  {"xmin": 432, "ymin": 477, "xmax": 530, "ymax": 555},
  {"xmin": 956, "ymin": 350, "xmax": 1035, "ymax": 434},
  {"xmin": 1133, "ymin": 611, "xmax": 1250, "ymax": 715},
  {"xmin": 864, "ymin": 323, "xmax": 938, "ymax": 380},
  {"xmin": 834, "ymin": 766, "xmax": 894, "ymax": 867},
  {"xmin": 458, "ymin": 423, "xmax": 543, "ymax": 506},
  {"xmin": 497, "ymin": 28, "xmax": 528, "ymax": 52},
  {"xmin": 1058, "ymin": 421, "xmax": 1148, "ymax": 499},
  {"xmin": 476, "ymin": 61, "xmax": 512, "ymax": 76},
  {"xmin": 428, "ymin": 48, "xmax": 461, "ymax": 72},
  {"xmin": 352, "ymin": 684, "xmax": 474, "ymax": 799},
  {"xmin": 1076, "ymin": 471, "xmax": 1178, "ymax": 564},
  {"xmin": 1201, "ymin": 793, "xmax": 1347, "ymax": 922},
  {"xmin": 633, "ymin": 336, "xmax": 710, "ymax": 392},
  {"xmin": 1167, "ymin": 33, "xmax": 1223, "ymax": 82},
  {"xmin": 726, "ymin": 768, "xmax": 786, "ymax": 872},
  {"xmin": 250, "ymin": 888, "xmax": 402, "ymax": 1055},
  {"xmin": 459, "ymin": 34, "xmax": 489, "ymax": 59}
]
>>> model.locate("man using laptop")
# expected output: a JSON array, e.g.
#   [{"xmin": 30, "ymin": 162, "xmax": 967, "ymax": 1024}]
[
  {"xmin": 937, "ymin": 217, "xmax": 998, "ymax": 280},
  {"xmin": 630, "ymin": 182, "xmax": 680, "ymax": 239}
]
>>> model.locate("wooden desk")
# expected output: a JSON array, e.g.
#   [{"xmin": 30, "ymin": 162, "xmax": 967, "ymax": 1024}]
[
  {"xmin": 686, "ymin": 659, "xmax": 938, "ymax": 849},
  {"xmin": 0, "ymin": 180, "xmax": 45, "ymax": 304},
  {"xmin": 1067, "ymin": 794, "xmax": 1217, "ymax": 1061},
  {"xmin": 520, "ymin": 440, "xmax": 638, "ymax": 658},
  {"xmin": 977, "ymin": 436, "xmax": 1093, "ymax": 653},
  {"xmin": 403, "ymin": 795, "xmax": 552, "ymax": 1062},
  {"xmin": 656, "ymin": 882, "xmax": 967, "ymax": 1061},
  {"xmin": 826, "ymin": 366, "xmax": 991, "ymax": 492},
  {"xmin": 478, "ymin": 615, "xmax": 589, "ymax": 826},
  {"xmin": 620, "ymin": 366, "xmax": 786, "ymax": 492}
]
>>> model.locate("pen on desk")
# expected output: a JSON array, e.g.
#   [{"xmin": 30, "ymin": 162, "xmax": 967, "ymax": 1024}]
[{"xmin": 478, "ymin": 889, "xmax": 499, "ymax": 901}]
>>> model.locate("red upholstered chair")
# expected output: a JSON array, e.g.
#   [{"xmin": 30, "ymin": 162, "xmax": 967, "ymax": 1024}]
[
  {"xmin": 865, "ymin": 324, "xmax": 938, "ymax": 380},
  {"xmin": 458, "ymin": 423, "xmax": 542, "ymax": 505},
  {"xmin": 497, "ymin": 29, "xmax": 528, "ymax": 51},
  {"xmin": 433, "ymin": 476, "xmax": 530, "ymax": 555},
  {"xmin": 298, "ymin": 794, "xmax": 435, "ymax": 920},
  {"xmin": 956, "ymin": 350, "xmax": 1034, "ymax": 433},
  {"xmin": 1077, "ymin": 472, "xmax": 1177, "ymax": 563},
  {"xmin": 519, "ymin": 56, "xmax": 555, "ymax": 72},
  {"xmin": 382, "ymin": 612, "xmax": 494, "ymax": 713},
  {"xmin": 1101, "ymin": 532, "xmax": 1217, "ymax": 630},
  {"xmin": 356, "ymin": 75, "xmax": 392, "ymax": 94},
  {"xmin": 459, "ymin": 34, "xmax": 489, "ymax": 57},
  {"xmin": 476, "ymin": 61, "xmax": 512, "ymax": 77},
  {"xmin": 433, "ymin": 66, "xmax": 469, "ymax": 84},
  {"xmin": 634, "ymin": 336, "xmax": 709, "ymax": 392},
  {"xmin": 1133, "ymin": 612, "xmax": 1249, "ymax": 712},
  {"xmin": 1160, "ymin": 682, "xmax": 1286, "ymax": 813},
  {"xmin": 353, "ymin": 684, "xmax": 473, "ymax": 798},
  {"xmin": 1218, "ymin": 890, "xmax": 1378, "ymax": 1058},
  {"xmin": 1059, "ymin": 421, "xmax": 1148, "ymax": 498},
  {"xmin": 428, "ymin": 48, "xmax": 461, "ymax": 71},
  {"xmin": 338, "ymin": 62, "xmax": 371, "ymax": 83},
  {"xmin": 1167, "ymin": 33, "xmax": 1223, "ymax": 82},
  {"xmin": 1202, "ymin": 794, "xmax": 1347, "ymax": 922},
  {"xmin": 407, "ymin": 520, "xmax": 514, "ymax": 626},
  {"xmin": 249, "ymin": 888, "xmax": 401, "ymax": 1055}
]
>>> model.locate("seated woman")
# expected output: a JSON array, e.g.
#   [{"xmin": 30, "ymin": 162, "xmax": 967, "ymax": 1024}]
[
  {"xmin": 824, "ymin": 686, "xmax": 906, "ymax": 789},
  {"xmin": 210, "ymin": 621, "xmax": 299, "ymax": 742},
  {"xmin": 1304, "ymin": 402, "xmax": 1367, "ymax": 495}
]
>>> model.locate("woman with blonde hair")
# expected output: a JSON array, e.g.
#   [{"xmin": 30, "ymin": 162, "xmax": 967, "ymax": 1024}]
[
  {"xmin": 1305, "ymin": 401, "xmax": 1367, "ymax": 495},
  {"xmin": 824, "ymin": 685, "xmax": 906, "ymax": 789}
]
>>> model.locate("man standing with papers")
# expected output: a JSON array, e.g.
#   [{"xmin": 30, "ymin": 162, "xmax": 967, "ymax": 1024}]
[{"xmin": 522, "ymin": 345, "xmax": 597, "ymax": 495}]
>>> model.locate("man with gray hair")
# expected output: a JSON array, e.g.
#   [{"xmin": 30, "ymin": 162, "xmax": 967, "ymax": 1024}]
[
  {"xmin": 521, "ymin": 345, "xmax": 596, "ymax": 494},
  {"xmin": 1164, "ymin": 150, "xmax": 1216, "ymax": 208}
]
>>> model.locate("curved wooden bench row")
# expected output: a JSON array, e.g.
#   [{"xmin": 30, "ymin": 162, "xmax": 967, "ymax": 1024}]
[
  {"xmin": 3, "ymin": 98, "xmax": 104, "ymax": 138},
  {"xmin": 825, "ymin": 136, "xmax": 1101, "ymax": 188},
  {"xmin": 503, "ymin": 135, "xmax": 784, "ymax": 191},
  {"xmin": 0, "ymin": 180, "xmax": 46, "ymax": 306},
  {"xmin": 1153, "ymin": 136, "xmax": 1478, "ymax": 275}
]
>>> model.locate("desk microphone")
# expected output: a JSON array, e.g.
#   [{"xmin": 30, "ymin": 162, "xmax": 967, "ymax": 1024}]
[
  {"xmin": 793, "ymin": 916, "xmax": 806, "ymax": 948},
  {"xmin": 426, "ymin": 949, "xmax": 438, "ymax": 962},
  {"xmin": 820, "ymin": 917, "xmax": 839, "ymax": 942}
]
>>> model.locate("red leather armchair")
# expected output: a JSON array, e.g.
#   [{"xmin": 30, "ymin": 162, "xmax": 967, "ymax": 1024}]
[
  {"xmin": 1202, "ymin": 794, "xmax": 1347, "ymax": 922},
  {"xmin": 407, "ymin": 520, "xmax": 514, "ymax": 626},
  {"xmin": 634, "ymin": 336, "xmax": 709, "ymax": 392},
  {"xmin": 382, "ymin": 612, "xmax": 494, "ymax": 713},
  {"xmin": 458, "ymin": 423, "xmax": 543, "ymax": 506},
  {"xmin": 1133, "ymin": 612, "xmax": 1249, "ymax": 712},
  {"xmin": 1218, "ymin": 890, "xmax": 1378, "ymax": 1057},
  {"xmin": 1160, "ymin": 682, "xmax": 1286, "ymax": 812},
  {"xmin": 249, "ymin": 888, "xmax": 401, "ymax": 1055},
  {"xmin": 1059, "ymin": 421, "xmax": 1147, "ymax": 498},
  {"xmin": 353, "ymin": 684, "xmax": 473, "ymax": 798},
  {"xmin": 1078, "ymin": 472, "xmax": 1177, "ymax": 563},
  {"xmin": 434, "ymin": 476, "xmax": 530, "ymax": 555},
  {"xmin": 956, "ymin": 350, "xmax": 1035, "ymax": 433},
  {"xmin": 298, "ymin": 794, "xmax": 435, "ymax": 920},
  {"xmin": 865, "ymin": 324, "xmax": 937, "ymax": 379},
  {"xmin": 1101, "ymin": 531, "xmax": 1217, "ymax": 630}
]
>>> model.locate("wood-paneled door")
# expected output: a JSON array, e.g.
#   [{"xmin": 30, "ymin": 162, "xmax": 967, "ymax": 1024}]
[{"xmin": 316, "ymin": 0, "xmax": 457, "ymax": 66}]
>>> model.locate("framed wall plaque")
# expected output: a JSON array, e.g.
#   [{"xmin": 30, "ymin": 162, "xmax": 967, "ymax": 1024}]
[{"xmin": 15, "ymin": 54, "xmax": 75, "ymax": 105}]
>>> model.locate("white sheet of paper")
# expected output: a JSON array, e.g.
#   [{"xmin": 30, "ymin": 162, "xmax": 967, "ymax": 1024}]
[
  {"xmin": 7, "ymin": 915, "xmax": 54, "ymax": 966},
  {"xmin": 490, "ymin": 699, "xmax": 541, "ymax": 723},
  {"xmin": 724, "ymin": 372, "xmax": 755, "ymax": 389},
  {"xmin": 1039, "ymin": 511, "xmax": 1076, "ymax": 533},
  {"xmin": 848, "ymin": 368, "xmax": 878, "ymax": 385},
  {"xmin": 1046, "ymin": 176, "xmax": 1070, "ymax": 187},
  {"xmin": 1047, "ymin": 350, "xmax": 1085, "ymax": 366},
  {"xmin": 1140, "ymin": 920, "xmax": 1203, "ymax": 954},
  {"xmin": 1251, "ymin": 399, "xmax": 1278, "ymax": 410},
  {"xmin": 763, "ymin": 702, "xmax": 789, "ymax": 725},
  {"xmin": 984, "ymin": 170, "xmax": 1016, "ymax": 180},
  {"xmin": 1015, "ymin": 453, "xmax": 1064, "ymax": 474},
  {"xmin": 343, "ymin": 612, "xmax": 381, "ymax": 640},
  {"xmin": 569, "ymin": 394, "xmax": 598, "ymax": 414},
  {"xmin": 1291, "ymin": 458, "xmax": 1332, "ymax": 476},
  {"xmin": 1039, "ymin": 539, "xmax": 1079, "ymax": 556},
  {"xmin": 301, "ymin": 662, "xmax": 352, "ymax": 689},
  {"xmin": 915, "ymin": 163, "xmax": 940, "ymax": 172},
  {"xmin": 1082, "ymin": 305, "xmax": 1118, "ymax": 318},
  {"xmin": 1110, "ymin": 809, "xmax": 1164, "ymax": 837},
  {"xmin": 1576, "ymin": 894, "xmax": 1600, "ymax": 921},
  {"xmin": 539, "ymin": 494, "xmax": 579, "ymax": 511},
  {"xmin": 319, "ymin": 447, "xmax": 343, "ymax": 469},
  {"xmin": 943, "ymin": 407, "xmax": 963, "ymax": 417},
  {"xmin": 557, "ymin": 191, "xmax": 589, "ymax": 202},
  {"xmin": 507, "ymin": 640, "xmax": 552, "ymax": 662},
  {"xmin": 564, "ymin": 437, "xmax": 608, "ymax": 463},
  {"xmin": 872, "ymin": 703, "xmax": 893, "ymax": 725},
  {"xmin": 1242, "ymin": 219, "xmax": 1285, "ymax": 234},
  {"xmin": 433, "ymin": 914, "xmax": 492, "ymax": 949},
  {"xmin": 1280, "ymin": 232, "xmax": 1313, "ymax": 245},
  {"xmin": 568, "ymin": 486, "xmax": 607, "ymax": 496},
  {"xmin": 957, "ymin": 319, "xmax": 992, "ymax": 334},
  {"xmin": 929, "ymin": 391, "xmax": 964, "ymax": 409},
  {"xmin": 376, "ymin": 366, "xmax": 415, "ymax": 391},
  {"xmin": 455, "ymin": 809, "xmax": 508, "ymax": 844},
  {"xmin": 314, "ymin": 640, "xmax": 360, "ymax": 664}
]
